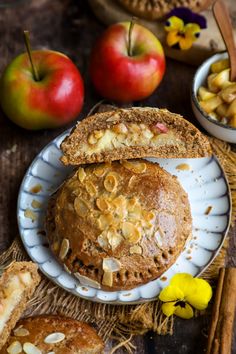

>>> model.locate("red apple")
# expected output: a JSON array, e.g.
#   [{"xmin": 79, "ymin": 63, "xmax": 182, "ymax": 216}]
[
  {"xmin": 90, "ymin": 21, "xmax": 165, "ymax": 102},
  {"xmin": 0, "ymin": 50, "xmax": 84, "ymax": 130}
]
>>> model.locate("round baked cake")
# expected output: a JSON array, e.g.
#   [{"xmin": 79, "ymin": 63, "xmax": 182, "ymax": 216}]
[
  {"xmin": 117, "ymin": 0, "xmax": 212, "ymax": 20},
  {"xmin": 46, "ymin": 159, "xmax": 192, "ymax": 291},
  {"xmin": 1, "ymin": 315, "xmax": 104, "ymax": 354}
]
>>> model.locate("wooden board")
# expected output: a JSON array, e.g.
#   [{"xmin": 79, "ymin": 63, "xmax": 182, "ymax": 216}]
[{"xmin": 88, "ymin": 0, "xmax": 236, "ymax": 65}]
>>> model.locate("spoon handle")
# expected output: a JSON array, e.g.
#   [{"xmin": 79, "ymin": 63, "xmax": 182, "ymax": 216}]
[{"xmin": 213, "ymin": 0, "xmax": 236, "ymax": 81}]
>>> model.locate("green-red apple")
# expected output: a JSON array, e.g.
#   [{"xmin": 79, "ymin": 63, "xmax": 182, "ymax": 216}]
[
  {"xmin": 90, "ymin": 21, "xmax": 165, "ymax": 102},
  {"xmin": 0, "ymin": 50, "xmax": 84, "ymax": 130}
]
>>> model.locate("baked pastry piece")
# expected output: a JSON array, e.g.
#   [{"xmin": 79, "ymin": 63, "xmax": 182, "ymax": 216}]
[
  {"xmin": 46, "ymin": 160, "xmax": 192, "ymax": 291},
  {"xmin": 0, "ymin": 262, "xmax": 40, "ymax": 350},
  {"xmin": 116, "ymin": 0, "xmax": 212, "ymax": 20},
  {"xmin": 60, "ymin": 107, "xmax": 212, "ymax": 166},
  {"xmin": 0, "ymin": 315, "xmax": 104, "ymax": 354}
]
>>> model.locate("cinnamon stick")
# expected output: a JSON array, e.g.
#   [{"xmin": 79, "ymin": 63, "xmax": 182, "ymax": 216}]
[{"xmin": 206, "ymin": 267, "xmax": 236, "ymax": 354}]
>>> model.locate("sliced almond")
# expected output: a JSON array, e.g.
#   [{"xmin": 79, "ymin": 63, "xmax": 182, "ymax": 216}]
[
  {"xmin": 97, "ymin": 213, "xmax": 114, "ymax": 230},
  {"xmin": 77, "ymin": 167, "xmax": 86, "ymax": 183},
  {"xmin": 88, "ymin": 133, "xmax": 97, "ymax": 145},
  {"xmin": 104, "ymin": 173, "xmax": 118, "ymax": 193},
  {"xmin": 130, "ymin": 245, "xmax": 142, "ymax": 255},
  {"xmin": 103, "ymin": 257, "xmax": 121, "ymax": 272},
  {"xmin": 96, "ymin": 197, "xmax": 110, "ymax": 211},
  {"xmin": 102, "ymin": 271, "xmax": 113, "ymax": 287},
  {"xmin": 7, "ymin": 341, "xmax": 22, "ymax": 354},
  {"xmin": 93, "ymin": 166, "xmax": 106, "ymax": 177},
  {"xmin": 24, "ymin": 208, "xmax": 37, "ymax": 222},
  {"xmin": 122, "ymin": 160, "xmax": 146, "ymax": 174},
  {"xmin": 13, "ymin": 327, "xmax": 30, "ymax": 337},
  {"xmin": 154, "ymin": 229, "xmax": 164, "ymax": 247},
  {"xmin": 31, "ymin": 199, "xmax": 42, "ymax": 209},
  {"xmin": 97, "ymin": 232, "xmax": 108, "ymax": 248},
  {"xmin": 112, "ymin": 195, "xmax": 126, "ymax": 208},
  {"xmin": 59, "ymin": 238, "xmax": 70, "ymax": 260},
  {"xmin": 85, "ymin": 180, "xmax": 97, "ymax": 196},
  {"xmin": 44, "ymin": 332, "xmax": 65, "ymax": 344},
  {"xmin": 176, "ymin": 163, "xmax": 191, "ymax": 171},
  {"xmin": 107, "ymin": 230, "xmax": 123, "ymax": 250},
  {"xmin": 121, "ymin": 222, "xmax": 141, "ymax": 243},
  {"xmin": 74, "ymin": 197, "xmax": 89, "ymax": 217},
  {"xmin": 74, "ymin": 273, "xmax": 101, "ymax": 289},
  {"xmin": 94, "ymin": 129, "xmax": 104, "ymax": 139},
  {"xmin": 23, "ymin": 343, "xmax": 42, "ymax": 354}
]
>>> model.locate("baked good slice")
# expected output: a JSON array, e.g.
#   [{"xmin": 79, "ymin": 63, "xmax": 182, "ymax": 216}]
[
  {"xmin": 46, "ymin": 160, "xmax": 192, "ymax": 291},
  {"xmin": 60, "ymin": 107, "xmax": 212, "ymax": 166},
  {"xmin": 0, "ymin": 315, "xmax": 104, "ymax": 354},
  {"xmin": 116, "ymin": 0, "xmax": 212, "ymax": 20},
  {"xmin": 0, "ymin": 262, "xmax": 40, "ymax": 350}
]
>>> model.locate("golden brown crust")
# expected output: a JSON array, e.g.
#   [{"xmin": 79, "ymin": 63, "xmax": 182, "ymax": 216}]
[
  {"xmin": 0, "ymin": 262, "xmax": 40, "ymax": 350},
  {"xmin": 46, "ymin": 160, "xmax": 192, "ymax": 291},
  {"xmin": 0, "ymin": 315, "xmax": 104, "ymax": 354},
  {"xmin": 116, "ymin": 0, "xmax": 213, "ymax": 20},
  {"xmin": 60, "ymin": 107, "xmax": 212, "ymax": 166}
]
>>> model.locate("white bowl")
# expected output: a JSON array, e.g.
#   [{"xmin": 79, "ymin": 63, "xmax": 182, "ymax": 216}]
[{"xmin": 191, "ymin": 51, "xmax": 236, "ymax": 143}]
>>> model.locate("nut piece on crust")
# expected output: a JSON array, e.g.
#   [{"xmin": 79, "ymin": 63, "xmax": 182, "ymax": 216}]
[
  {"xmin": 116, "ymin": 0, "xmax": 212, "ymax": 20},
  {"xmin": 0, "ymin": 315, "xmax": 104, "ymax": 354},
  {"xmin": 0, "ymin": 262, "xmax": 41, "ymax": 350},
  {"xmin": 46, "ymin": 160, "xmax": 192, "ymax": 291},
  {"xmin": 60, "ymin": 107, "xmax": 212, "ymax": 166}
]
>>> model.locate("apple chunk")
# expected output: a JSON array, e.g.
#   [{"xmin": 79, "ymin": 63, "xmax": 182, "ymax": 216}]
[
  {"xmin": 199, "ymin": 96, "xmax": 222, "ymax": 114},
  {"xmin": 210, "ymin": 59, "xmax": 229, "ymax": 73},
  {"xmin": 198, "ymin": 86, "xmax": 216, "ymax": 101}
]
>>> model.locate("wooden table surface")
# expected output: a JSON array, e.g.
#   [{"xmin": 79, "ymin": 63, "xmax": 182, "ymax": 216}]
[{"xmin": 0, "ymin": 1, "xmax": 235, "ymax": 353}]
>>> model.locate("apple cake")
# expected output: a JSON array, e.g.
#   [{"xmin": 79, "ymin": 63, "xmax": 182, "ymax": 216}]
[
  {"xmin": 0, "ymin": 262, "xmax": 40, "ymax": 350},
  {"xmin": 116, "ymin": 0, "xmax": 212, "ymax": 20},
  {"xmin": 1, "ymin": 315, "xmax": 104, "ymax": 354},
  {"xmin": 60, "ymin": 107, "xmax": 212, "ymax": 166},
  {"xmin": 46, "ymin": 160, "xmax": 192, "ymax": 291}
]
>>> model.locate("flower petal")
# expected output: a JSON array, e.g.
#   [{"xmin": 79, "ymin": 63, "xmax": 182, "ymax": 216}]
[
  {"xmin": 161, "ymin": 301, "xmax": 176, "ymax": 317},
  {"xmin": 159, "ymin": 285, "xmax": 184, "ymax": 302},
  {"xmin": 166, "ymin": 32, "xmax": 181, "ymax": 47},
  {"xmin": 174, "ymin": 303, "xmax": 194, "ymax": 319},
  {"xmin": 179, "ymin": 37, "xmax": 194, "ymax": 50},
  {"xmin": 170, "ymin": 273, "xmax": 195, "ymax": 296},
  {"xmin": 165, "ymin": 16, "xmax": 184, "ymax": 32},
  {"xmin": 184, "ymin": 23, "xmax": 201, "ymax": 41},
  {"xmin": 185, "ymin": 278, "xmax": 212, "ymax": 310}
]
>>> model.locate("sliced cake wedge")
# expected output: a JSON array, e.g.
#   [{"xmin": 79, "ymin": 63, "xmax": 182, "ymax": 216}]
[
  {"xmin": 0, "ymin": 262, "xmax": 40, "ymax": 350},
  {"xmin": 60, "ymin": 107, "xmax": 212, "ymax": 165}
]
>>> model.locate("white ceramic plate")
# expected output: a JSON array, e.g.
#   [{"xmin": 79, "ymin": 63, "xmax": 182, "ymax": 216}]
[{"xmin": 17, "ymin": 130, "xmax": 231, "ymax": 304}]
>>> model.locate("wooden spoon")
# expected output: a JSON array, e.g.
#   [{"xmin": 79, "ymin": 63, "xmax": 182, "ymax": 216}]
[{"xmin": 213, "ymin": 0, "xmax": 236, "ymax": 81}]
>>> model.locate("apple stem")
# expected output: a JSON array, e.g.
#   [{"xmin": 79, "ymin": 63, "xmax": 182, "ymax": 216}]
[
  {"xmin": 23, "ymin": 30, "xmax": 40, "ymax": 82},
  {"xmin": 128, "ymin": 18, "xmax": 135, "ymax": 57}
]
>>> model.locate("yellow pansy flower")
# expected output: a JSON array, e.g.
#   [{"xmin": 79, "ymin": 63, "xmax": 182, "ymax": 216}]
[
  {"xmin": 165, "ymin": 16, "xmax": 201, "ymax": 50},
  {"xmin": 159, "ymin": 273, "xmax": 212, "ymax": 319}
]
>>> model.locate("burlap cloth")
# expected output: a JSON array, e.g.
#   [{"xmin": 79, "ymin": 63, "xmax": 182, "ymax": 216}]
[{"xmin": 0, "ymin": 106, "xmax": 236, "ymax": 353}]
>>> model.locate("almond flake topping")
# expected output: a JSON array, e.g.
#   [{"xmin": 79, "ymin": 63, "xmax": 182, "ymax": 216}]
[
  {"xmin": 75, "ymin": 273, "xmax": 101, "ymax": 289},
  {"xmin": 121, "ymin": 222, "xmax": 141, "ymax": 243},
  {"xmin": 13, "ymin": 326, "xmax": 30, "ymax": 337},
  {"xmin": 103, "ymin": 258, "xmax": 121, "ymax": 272},
  {"xmin": 102, "ymin": 271, "xmax": 113, "ymax": 287},
  {"xmin": 23, "ymin": 343, "xmax": 42, "ymax": 354},
  {"xmin": 59, "ymin": 238, "xmax": 70, "ymax": 260},
  {"xmin": 104, "ymin": 173, "xmax": 118, "ymax": 193},
  {"xmin": 77, "ymin": 167, "xmax": 86, "ymax": 183},
  {"xmin": 85, "ymin": 181, "xmax": 97, "ymax": 196},
  {"xmin": 7, "ymin": 341, "xmax": 22, "ymax": 354},
  {"xmin": 96, "ymin": 197, "xmax": 110, "ymax": 211},
  {"xmin": 44, "ymin": 332, "xmax": 65, "ymax": 344}
]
